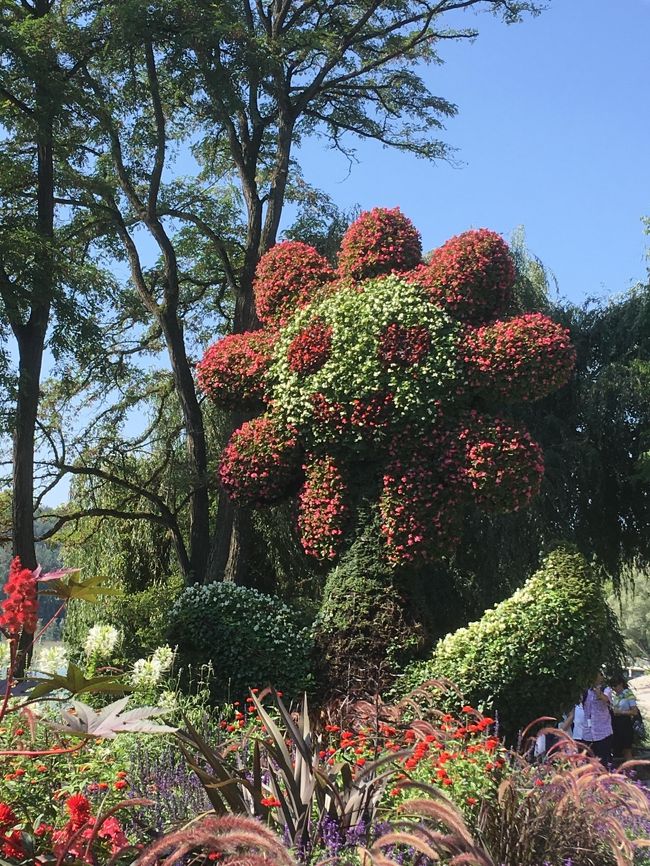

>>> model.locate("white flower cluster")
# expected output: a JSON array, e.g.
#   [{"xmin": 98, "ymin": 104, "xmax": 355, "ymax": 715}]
[
  {"xmin": 84, "ymin": 624, "xmax": 121, "ymax": 660},
  {"xmin": 33, "ymin": 644, "xmax": 68, "ymax": 675},
  {"xmin": 131, "ymin": 645, "xmax": 174, "ymax": 690}
]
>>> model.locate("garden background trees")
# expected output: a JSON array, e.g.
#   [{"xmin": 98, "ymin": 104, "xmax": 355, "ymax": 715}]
[{"xmin": 0, "ymin": 0, "xmax": 544, "ymax": 588}]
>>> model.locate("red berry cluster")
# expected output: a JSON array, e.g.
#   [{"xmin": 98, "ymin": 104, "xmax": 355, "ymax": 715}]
[
  {"xmin": 338, "ymin": 207, "xmax": 422, "ymax": 281},
  {"xmin": 378, "ymin": 323, "xmax": 431, "ymax": 367},
  {"xmin": 218, "ymin": 417, "xmax": 300, "ymax": 506},
  {"xmin": 0, "ymin": 557, "xmax": 37, "ymax": 637},
  {"xmin": 196, "ymin": 330, "xmax": 275, "ymax": 408},
  {"xmin": 297, "ymin": 455, "xmax": 349, "ymax": 560},
  {"xmin": 287, "ymin": 318, "xmax": 333, "ymax": 374},
  {"xmin": 463, "ymin": 313, "xmax": 576, "ymax": 402},
  {"xmin": 412, "ymin": 229, "xmax": 515, "ymax": 324},
  {"xmin": 253, "ymin": 240, "xmax": 334, "ymax": 325},
  {"xmin": 460, "ymin": 415, "xmax": 544, "ymax": 511}
]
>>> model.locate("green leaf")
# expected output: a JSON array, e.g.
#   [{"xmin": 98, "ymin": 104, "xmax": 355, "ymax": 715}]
[
  {"xmin": 41, "ymin": 574, "xmax": 122, "ymax": 603},
  {"xmin": 27, "ymin": 662, "xmax": 128, "ymax": 700}
]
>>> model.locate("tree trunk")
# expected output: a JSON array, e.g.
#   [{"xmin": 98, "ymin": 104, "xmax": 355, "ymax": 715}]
[
  {"xmin": 159, "ymin": 310, "xmax": 210, "ymax": 583},
  {"xmin": 12, "ymin": 100, "xmax": 54, "ymax": 674}
]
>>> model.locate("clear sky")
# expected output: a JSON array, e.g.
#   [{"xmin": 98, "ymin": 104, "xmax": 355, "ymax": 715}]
[{"xmin": 293, "ymin": 0, "xmax": 650, "ymax": 304}]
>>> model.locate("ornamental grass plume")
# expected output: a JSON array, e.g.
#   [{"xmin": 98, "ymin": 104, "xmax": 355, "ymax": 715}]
[{"xmin": 134, "ymin": 814, "xmax": 295, "ymax": 866}]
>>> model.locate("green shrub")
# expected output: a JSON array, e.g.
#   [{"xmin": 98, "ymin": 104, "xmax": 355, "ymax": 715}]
[
  {"xmin": 168, "ymin": 582, "xmax": 313, "ymax": 701},
  {"xmin": 398, "ymin": 546, "xmax": 624, "ymax": 736},
  {"xmin": 313, "ymin": 523, "xmax": 428, "ymax": 698}
]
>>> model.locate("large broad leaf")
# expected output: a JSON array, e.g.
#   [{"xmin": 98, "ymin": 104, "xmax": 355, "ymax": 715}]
[
  {"xmin": 27, "ymin": 662, "xmax": 128, "ymax": 700},
  {"xmin": 40, "ymin": 573, "xmax": 122, "ymax": 603},
  {"xmin": 49, "ymin": 696, "xmax": 177, "ymax": 739}
]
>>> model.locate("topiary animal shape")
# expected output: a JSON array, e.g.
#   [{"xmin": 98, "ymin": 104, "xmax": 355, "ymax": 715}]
[{"xmin": 198, "ymin": 208, "xmax": 575, "ymax": 565}]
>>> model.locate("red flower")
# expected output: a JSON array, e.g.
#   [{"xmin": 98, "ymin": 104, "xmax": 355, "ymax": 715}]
[
  {"xmin": 297, "ymin": 455, "xmax": 349, "ymax": 560},
  {"xmin": 0, "ymin": 557, "xmax": 38, "ymax": 636},
  {"xmin": 66, "ymin": 793, "xmax": 92, "ymax": 828},
  {"xmin": 114, "ymin": 780, "xmax": 128, "ymax": 790},
  {"xmin": 260, "ymin": 796, "xmax": 281, "ymax": 808},
  {"xmin": 0, "ymin": 803, "xmax": 17, "ymax": 830},
  {"xmin": 464, "ymin": 313, "xmax": 575, "ymax": 401},
  {"xmin": 219, "ymin": 417, "xmax": 301, "ymax": 506}
]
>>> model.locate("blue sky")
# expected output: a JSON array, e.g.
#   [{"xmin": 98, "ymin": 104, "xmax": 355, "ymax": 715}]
[{"xmin": 294, "ymin": 0, "xmax": 650, "ymax": 304}]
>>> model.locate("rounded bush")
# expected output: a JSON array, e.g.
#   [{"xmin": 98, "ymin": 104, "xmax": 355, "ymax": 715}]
[
  {"xmin": 399, "ymin": 547, "xmax": 624, "ymax": 737},
  {"xmin": 168, "ymin": 582, "xmax": 313, "ymax": 701},
  {"xmin": 464, "ymin": 313, "xmax": 576, "ymax": 402},
  {"xmin": 196, "ymin": 331, "xmax": 275, "ymax": 408},
  {"xmin": 414, "ymin": 229, "xmax": 515, "ymax": 324},
  {"xmin": 253, "ymin": 241, "xmax": 334, "ymax": 325},
  {"xmin": 338, "ymin": 207, "xmax": 422, "ymax": 281},
  {"xmin": 218, "ymin": 416, "xmax": 301, "ymax": 506}
]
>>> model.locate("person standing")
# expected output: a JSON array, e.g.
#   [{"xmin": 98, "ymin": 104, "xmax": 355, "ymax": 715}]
[
  {"xmin": 580, "ymin": 671, "xmax": 613, "ymax": 765},
  {"xmin": 610, "ymin": 674, "xmax": 638, "ymax": 762}
]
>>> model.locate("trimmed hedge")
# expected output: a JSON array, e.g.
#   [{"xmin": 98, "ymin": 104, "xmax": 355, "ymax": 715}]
[
  {"xmin": 168, "ymin": 582, "xmax": 313, "ymax": 701},
  {"xmin": 398, "ymin": 547, "xmax": 624, "ymax": 736},
  {"xmin": 313, "ymin": 523, "xmax": 426, "ymax": 698}
]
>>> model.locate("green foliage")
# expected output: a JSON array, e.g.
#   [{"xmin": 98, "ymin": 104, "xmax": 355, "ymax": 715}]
[
  {"xmin": 608, "ymin": 567, "xmax": 650, "ymax": 660},
  {"xmin": 399, "ymin": 547, "xmax": 625, "ymax": 736},
  {"xmin": 313, "ymin": 521, "xmax": 428, "ymax": 698},
  {"xmin": 168, "ymin": 582, "xmax": 313, "ymax": 701}
]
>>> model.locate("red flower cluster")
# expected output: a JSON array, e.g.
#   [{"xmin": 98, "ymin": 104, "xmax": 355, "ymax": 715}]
[
  {"xmin": 464, "ymin": 313, "xmax": 576, "ymax": 401},
  {"xmin": 253, "ymin": 241, "xmax": 334, "ymax": 325},
  {"xmin": 49, "ymin": 794, "xmax": 129, "ymax": 862},
  {"xmin": 196, "ymin": 330, "xmax": 275, "ymax": 408},
  {"xmin": 0, "ymin": 803, "xmax": 24, "ymax": 860},
  {"xmin": 378, "ymin": 323, "xmax": 431, "ymax": 367},
  {"xmin": 297, "ymin": 455, "xmax": 349, "ymax": 560},
  {"xmin": 218, "ymin": 417, "xmax": 301, "ymax": 506},
  {"xmin": 380, "ymin": 430, "xmax": 465, "ymax": 563},
  {"xmin": 287, "ymin": 318, "xmax": 333, "ymax": 374},
  {"xmin": 413, "ymin": 229, "xmax": 515, "ymax": 324},
  {"xmin": 338, "ymin": 207, "xmax": 422, "ymax": 281},
  {"xmin": 0, "ymin": 557, "xmax": 37, "ymax": 637},
  {"xmin": 311, "ymin": 392, "xmax": 395, "ymax": 440},
  {"xmin": 460, "ymin": 416, "xmax": 544, "ymax": 512}
]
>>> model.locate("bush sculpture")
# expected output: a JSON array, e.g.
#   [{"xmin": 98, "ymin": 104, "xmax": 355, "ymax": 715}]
[
  {"xmin": 199, "ymin": 208, "xmax": 575, "ymax": 565},
  {"xmin": 398, "ymin": 547, "xmax": 623, "ymax": 737}
]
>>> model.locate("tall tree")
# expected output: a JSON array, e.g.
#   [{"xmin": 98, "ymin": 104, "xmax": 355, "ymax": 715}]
[
  {"xmin": 0, "ymin": 0, "xmax": 112, "ymax": 669},
  {"xmin": 28, "ymin": 0, "xmax": 542, "ymax": 587}
]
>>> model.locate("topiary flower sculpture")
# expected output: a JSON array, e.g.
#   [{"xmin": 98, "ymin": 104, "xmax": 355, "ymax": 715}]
[{"xmin": 198, "ymin": 208, "xmax": 575, "ymax": 565}]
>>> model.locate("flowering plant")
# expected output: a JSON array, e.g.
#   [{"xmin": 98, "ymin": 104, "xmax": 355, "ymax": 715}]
[{"xmin": 200, "ymin": 207, "xmax": 575, "ymax": 564}]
